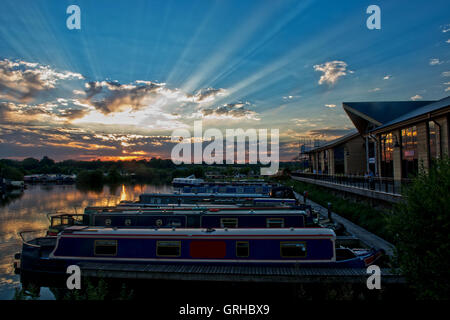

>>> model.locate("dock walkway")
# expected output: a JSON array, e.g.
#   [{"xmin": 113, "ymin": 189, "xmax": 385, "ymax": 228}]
[
  {"xmin": 294, "ymin": 191, "xmax": 395, "ymax": 257},
  {"xmin": 78, "ymin": 262, "xmax": 404, "ymax": 284}
]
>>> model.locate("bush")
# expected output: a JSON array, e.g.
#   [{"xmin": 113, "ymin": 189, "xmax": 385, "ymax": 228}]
[{"xmin": 388, "ymin": 157, "xmax": 450, "ymax": 299}]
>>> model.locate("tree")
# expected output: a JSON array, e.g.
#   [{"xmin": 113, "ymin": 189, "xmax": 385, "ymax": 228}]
[
  {"xmin": 388, "ymin": 157, "xmax": 450, "ymax": 299},
  {"xmin": 22, "ymin": 158, "xmax": 40, "ymax": 171},
  {"xmin": 40, "ymin": 156, "xmax": 55, "ymax": 167},
  {"xmin": 0, "ymin": 164, "xmax": 24, "ymax": 180}
]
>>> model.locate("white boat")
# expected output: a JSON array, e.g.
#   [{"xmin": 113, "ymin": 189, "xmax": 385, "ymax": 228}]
[{"xmin": 172, "ymin": 175, "xmax": 204, "ymax": 187}]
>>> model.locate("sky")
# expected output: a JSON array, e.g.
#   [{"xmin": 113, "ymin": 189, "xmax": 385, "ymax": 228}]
[{"xmin": 0, "ymin": 0, "xmax": 449, "ymax": 161}]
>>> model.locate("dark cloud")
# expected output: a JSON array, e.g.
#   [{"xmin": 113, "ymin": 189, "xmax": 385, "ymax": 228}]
[
  {"xmin": 82, "ymin": 81, "xmax": 164, "ymax": 114},
  {"xmin": 190, "ymin": 87, "xmax": 226, "ymax": 102},
  {"xmin": 0, "ymin": 59, "xmax": 83, "ymax": 103},
  {"xmin": 201, "ymin": 102, "xmax": 259, "ymax": 119}
]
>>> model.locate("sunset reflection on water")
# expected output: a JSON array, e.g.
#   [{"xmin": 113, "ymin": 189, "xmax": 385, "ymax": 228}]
[{"xmin": 0, "ymin": 183, "xmax": 171, "ymax": 299}]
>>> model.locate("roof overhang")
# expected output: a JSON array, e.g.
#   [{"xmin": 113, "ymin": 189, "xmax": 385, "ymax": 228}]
[{"xmin": 343, "ymin": 103, "xmax": 382, "ymax": 135}]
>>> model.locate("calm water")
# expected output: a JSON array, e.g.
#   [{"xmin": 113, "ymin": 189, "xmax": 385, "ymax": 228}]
[{"xmin": 0, "ymin": 183, "xmax": 172, "ymax": 300}]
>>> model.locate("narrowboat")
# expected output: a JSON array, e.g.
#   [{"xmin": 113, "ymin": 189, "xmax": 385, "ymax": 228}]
[
  {"xmin": 47, "ymin": 207, "xmax": 313, "ymax": 235},
  {"xmin": 172, "ymin": 175, "xmax": 204, "ymax": 188},
  {"xmin": 18, "ymin": 227, "xmax": 384, "ymax": 276},
  {"xmin": 138, "ymin": 193, "xmax": 271, "ymax": 206},
  {"xmin": 84, "ymin": 198, "xmax": 299, "ymax": 214}
]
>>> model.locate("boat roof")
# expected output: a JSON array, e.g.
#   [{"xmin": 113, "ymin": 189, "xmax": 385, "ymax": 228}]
[
  {"xmin": 62, "ymin": 226, "xmax": 335, "ymax": 237},
  {"xmin": 139, "ymin": 193, "xmax": 269, "ymax": 198},
  {"xmin": 92, "ymin": 209, "xmax": 308, "ymax": 215}
]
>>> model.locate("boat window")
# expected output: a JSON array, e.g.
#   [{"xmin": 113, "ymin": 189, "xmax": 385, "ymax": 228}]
[
  {"xmin": 125, "ymin": 219, "xmax": 131, "ymax": 226},
  {"xmin": 236, "ymin": 241, "xmax": 249, "ymax": 257},
  {"xmin": 220, "ymin": 218, "xmax": 238, "ymax": 228},
  {"xmin": 156, "ymin": 241, "xmax": 181, "ymax": 257},
  {"xmin": 105, "ymin": 219, "xmax": 112, "ymax": 226},
  {"xmin": 94, "ymin": 240, "xmax": 117, "ymax": 256},
  {"xmin": 267, "ymin": 218, "xmax": 284, "ymax": 228},
  {"xmin": 51, "ymin": 217, "xmax": 61, "ymax": 227},
  {"xmin": 280, "ymin": 242, "xmax": 306, "ymax": 258}
]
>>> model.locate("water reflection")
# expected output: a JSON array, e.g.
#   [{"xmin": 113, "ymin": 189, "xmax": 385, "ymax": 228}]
[{"xmin": 0, "ymin": 183, "xmax": 171, "ymax": 300}]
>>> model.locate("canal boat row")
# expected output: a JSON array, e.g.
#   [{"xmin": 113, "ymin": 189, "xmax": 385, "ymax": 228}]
[
  {"xmin": 15, "ymin": 183, "xmax": 385, "ymax": 281},
  {"xmin": 18, "ymin": 227, "xmax": 384, "ymax": 278}
]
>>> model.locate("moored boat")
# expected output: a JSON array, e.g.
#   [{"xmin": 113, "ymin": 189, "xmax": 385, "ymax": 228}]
[
  {"xmin": 18, "ymin": 227, "xmax": 384, "ymax": 277},
  {"xmin": 47, "ymin": 207, "xmax": 314, "ymax": 234}
]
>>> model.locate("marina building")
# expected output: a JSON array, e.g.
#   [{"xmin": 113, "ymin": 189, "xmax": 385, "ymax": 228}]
[{"xmin": 306, "ymin": 96, "xmax": 450, "ymax": 181}]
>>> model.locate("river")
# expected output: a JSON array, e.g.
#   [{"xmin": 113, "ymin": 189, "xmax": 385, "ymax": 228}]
[{"xmin": 0, "ymin": 183, "xmax": 172, "ymax": 300}]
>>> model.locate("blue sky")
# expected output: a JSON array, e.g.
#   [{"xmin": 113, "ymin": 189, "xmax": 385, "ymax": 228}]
[{"xmin": 0, "ymin": 0, "xmax": 449, "ymax": 161}]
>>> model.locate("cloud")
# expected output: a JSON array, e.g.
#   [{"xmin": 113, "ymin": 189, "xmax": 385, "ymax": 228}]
[
  {"xmin": 282, "ymin": 95, "xmax": 300, "ymax": 100},
  {"xmin": 383, "ymin": 75, "xmax": 392, "ymax": 80},
  {"xmin": 0, "ymin": 59, "xmax": 83, "ymax": 103},
  {"xmin": 0, "ymin": 99, "xmax": 91, "ymax": 123},
  {"xmin": 81, "ymin": 80, "xmax": 164, "ymax": 114},
  {"xmin": 369, "ymin": 88, "xmax": 381, "ymax": 92},
  {"xmin": 324, "ymin": 104, "xmax": 336, "ymax": 108},
  {"xmin": 200, "ymin": 102, "xmax": 259, "ymax": 120},
  {"xmin": 447, "ymin": 39, "xmax": 450, "ymax": 43},
  {"xmin": 429, "ymin": 58, "xmax": 443, "ymax": 66},
  {"xmin": 190, "ymin": 87, "xmax": 226, "ymax": 103},
  {"xmin": 442, "ymin": 71, "xmax": 450, "ymax": 77},
  {"xmin": 442, "ymin": 24, "xmax": 450, "ymax": 33},
  {"xmin": 0, "ymin": 124, "xmax": 176, "ymax": 160},
  {"xmin": 410, "ymin": 94, "xmax": 423, "ymax": 101},
  {"xmin": 313, "ymin": 60, "xmax": 350, "ymax": 85},
  {"xmin": 307, "ymin": 128, "xmax": 354, "ymax": 139}
]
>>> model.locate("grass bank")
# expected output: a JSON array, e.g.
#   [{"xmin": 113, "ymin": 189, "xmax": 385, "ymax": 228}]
[{"xmin": 285, "ymin": 179, "xmax": 393, "ymax": 243}]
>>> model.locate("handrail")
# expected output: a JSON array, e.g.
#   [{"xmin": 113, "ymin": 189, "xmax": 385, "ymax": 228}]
[
  {"xmin": 18, "ymin": 229, "xmax": 48, "ymax": 248},
  {"xmin": 291, "ymin": 172, "xmax": 412, "ymax": 195}
]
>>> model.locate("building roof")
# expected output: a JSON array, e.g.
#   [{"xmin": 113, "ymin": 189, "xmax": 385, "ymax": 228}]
[
  {"xmin": 371, "ymin": 96, "xmax": 450, "ymax": 133},
  {"xmin": 306, "ymin": 130, "xmax": 359, "ymax": 153},
  {"xmin": 343, "ymin": 100, "xmax": 434, "ymax": 134}
]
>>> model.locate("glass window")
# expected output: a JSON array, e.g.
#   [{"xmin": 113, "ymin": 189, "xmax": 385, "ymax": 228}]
[
  {"xmin": 236, "ymin": 241, "xmax": 249, "ymax": 257},
  {"xmin": 156, "ymin": 241, "xmax": 181, "ymax": 257},
  {"xmin": 401, "ymin": 126, "xmax": 418, "ymax": 178},
  {"xmin": 94, "ymin": 240, "xmax": 117, "ymax": 256},
  {"xmin": 280, "ymin": 242, "xmax": 307, "ymax": 258},
  {"xmin": 380, "ymin": 132, "xmax": 394, "ymax": 177},
  {"xmin": 266, "ymin": 218, "xmax": 284, "ymax": 228},
  {"xmin": 220, "ymin": 218, "xmax": 238, "ymax": 228}
]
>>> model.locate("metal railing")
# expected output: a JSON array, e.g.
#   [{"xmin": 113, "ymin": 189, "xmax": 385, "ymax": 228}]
[{"xmin": 291, "ymin": 172, "xmax": 412, "ymax": 195}]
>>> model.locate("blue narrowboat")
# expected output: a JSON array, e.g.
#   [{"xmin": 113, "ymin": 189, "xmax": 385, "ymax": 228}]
[
  {"xmin": 48, "ymin": 207, "xmax": 312, "ymax": 235},
  {"xmin": 19, "ymin": 227, "xmax": 384, "ymax": 275},
  {"xmin": 88, "ymin": 197, "xmax": 297, "ymax": 212},
  {"xmin": 137, "ymin": 193, "xmax": 272, "ymax": 206}
]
